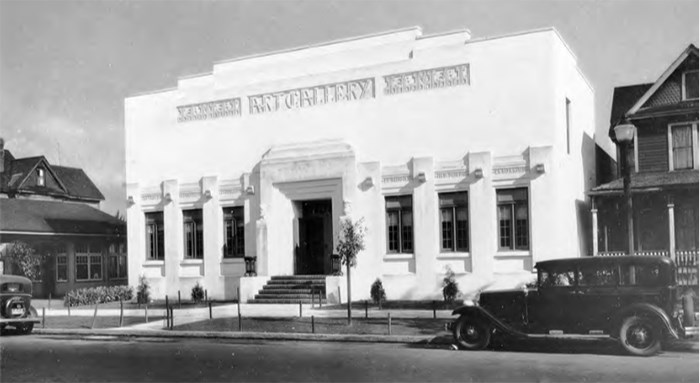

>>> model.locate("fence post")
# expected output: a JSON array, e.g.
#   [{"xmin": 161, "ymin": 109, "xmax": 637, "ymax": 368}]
[
  {"xmin": 237, "ymin": 286, "xmax": 241, "ymax": 303},
  {"xmin": 178, "ymin": 291, "xmax": 181, "ymax": 309},
  {"xmin": 67, "ymin": 305, "xmax": 71, "ymax": 317},
  {"xmin": 48, "ymin": 294, "xmax": 51, "ymax": 310},
  {"xmin": 237, "ymin": 303, "xmax": 242, "ymax": 332},
  {"xmin": 119, "ymin": 300, "xmax": 124, "ymax": 328},
  {"xmin": 388, "ymin": 312, "xmax": 392, "ymax": 335},
  {"xmin": 165, "ymin": 295, "xmax": 169, "ymax": 308},
  {"xmin": 319, "ymin": 291, "xmax": 323, "ymax": 307},
  {"xmin": 42, "ymin": 307, "xmax": 45, "ymax": 328},
  {"xmin": 91, "ymin": 304, "xmax": 99, "ymax": 330},
  {"xmin": 311, "ymin": 315, "xmax": 315, "ymax": 334},
  {"xmin": 170, "ymin": 307, "xmax": 174, "ymax": 330},
  {"xmin": 145, "ymin": 305, "xmax": 149, "ymax": 323},
  {"xmin": 432, "ymin": 300, "xmax": 437, "ymax": 319},
  {"xmin": 209, "ymin": 300, "xmax": 213, "ymax": 320},
  {"xmin": 205, "ymin": 289, "xmax": 208, "ymax": 303},
  {"xmin": 365, "ymin": 300, "xmax": 368, "ymax": 319},
  {"xmin": 338, "ymin": 286, "xmax": 342, "ymax": 304},
  {"xmin": 299, "ymin": 301, "xmax": 303, "ymax": 317}
]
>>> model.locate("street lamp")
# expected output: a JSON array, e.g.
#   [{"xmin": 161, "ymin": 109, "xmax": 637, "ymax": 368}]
[{"xmin": 614, "ymin": 123, "xmax": 636, "ymax": 256}]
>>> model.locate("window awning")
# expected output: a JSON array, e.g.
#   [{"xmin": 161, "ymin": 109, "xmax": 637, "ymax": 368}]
[
  {"xmin": 0, "ymin": 198, "xmax": 124, "ymax": 236},
  {"xmin": 589, "ymin": 170, "xmax": 698, "ymax": 196}
]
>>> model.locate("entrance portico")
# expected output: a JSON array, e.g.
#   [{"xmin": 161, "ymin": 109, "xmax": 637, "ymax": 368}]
[{"xmin": 256, "ymin": 140, "xmax": 357, "ymax": 277}]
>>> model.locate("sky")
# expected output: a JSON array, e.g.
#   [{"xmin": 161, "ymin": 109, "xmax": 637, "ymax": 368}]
[{"xmin": 1, "ymin": 0, "xmax": 698, "ymax": 216}]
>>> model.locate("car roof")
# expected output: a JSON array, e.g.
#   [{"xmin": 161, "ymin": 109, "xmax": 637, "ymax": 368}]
[
  {"xmin": 535, "ymin": 256, "xmax": 674, "ymax": 270},
  {"xmin": 0, "ymin": 274, "xmax": 33, "ymax": 285}
]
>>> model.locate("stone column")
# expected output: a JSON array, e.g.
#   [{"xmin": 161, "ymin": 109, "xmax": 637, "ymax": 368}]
[
  {"xmin": 410, "ymin": 157, "xmax": 436, "ymax": 290},
  {"xmin": 255, "ymin": 204, "xmax": 268, "ymax": 276},
  {"xmin": 467, "ymin": 151, "xmax": 494, "ymax": 277},
  {"xmin": 202, "ymin": 176, "xmax": 222, "ymax": 298},
  {"xmin": 163, "ymin": 179, "xmax": 181, "ymax": 297}
]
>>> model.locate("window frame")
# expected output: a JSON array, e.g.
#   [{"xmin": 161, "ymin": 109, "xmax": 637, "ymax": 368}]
[
  {"xmin": 183, "ymin": 209, "xmax": 204, "ymax": 259},
  {"xmin": 496, "ymin": 188, "xmax": 530, "ymax": 251},
  {"xmin": 438, "ymin": 191, "xmax": 470, "ymax": 253},
  {"xmin": 385, "ymin": 195, "xmax": 414, "ymax": 254},
  {"xmin": 56, "ymin": 253, "xmax": 68, "ymax": 282},
  {"xmin": 37, "ymin": 168, "xmax": 45, "ymax": 187},
  {"xmin": 682, "ymin": 70, "xmax": 699, "ymax": 101},
  {"xmin": 145, "ymin": 211, "xmax": 165, "ymax": 260},
  {"xmin": 75, "ymin": 244, "xmax": 103, "ymax": 282},
  {"xmin": 667, "ymin": 121, "xmax": 699, "ymax": 171},
  {"xmin": 223, "ymin": 206, "xmax": 245, "ymax": 258}
]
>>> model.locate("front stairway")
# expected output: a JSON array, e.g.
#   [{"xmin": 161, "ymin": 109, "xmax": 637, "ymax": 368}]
[{"xmin": 248, "ymin": 275, "xmax": 327, "ymax": 304}]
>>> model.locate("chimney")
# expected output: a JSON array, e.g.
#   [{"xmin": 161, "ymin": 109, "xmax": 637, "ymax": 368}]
[{"xmin": 0, "ymin": 138, "xmax": 4, "ymax": 173}]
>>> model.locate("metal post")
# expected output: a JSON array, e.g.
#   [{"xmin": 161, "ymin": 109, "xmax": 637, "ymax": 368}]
[
  {"xmin": 622, "ymin": 143, "xmax": 634, "ymax": 256},
  {"xmin": 42, "ymin": 307, "xmax": 45, "ymax": 328},
  {"xmin": 67, "ymin": 305, "xmax": 71, "ymax": 316},
  {"xmin": 205, "ymin": 289, "xmax": 208, "ymax": 303},
  {"xmin": 365, "ymin": 300, "xmax": 368, "ymax": 319},
  {"xmin": 237, "ymin": 286, "xmax": 241, "ymax": 303},
  {"xmin": 91, "ymin": 304, "xmax": 99, "ymax": 330},
  {"xmin": 238, "ymin": 305, "xmax": 242, "ymax": 332},
  {"xmin": 170, "ymin": 307, "xmax": 174, "ymax": 330},
  {"xmin": 165, "ymin": 304, "xmax": 170, "ymax": 328},
  {"xmin": 338, "ymin": 286, "xmax": 342, "ymax": 305},
  {"xmin": 311, "ymin": 315, "xmax": 315, "ymax": 334},
  {"xmin": 299, "ymin": 301, "xmax": 303, "ymax": 317},
  {"xmin": 178, "ymin": 291, "xmax": 181, "ymax": 309},
  {"xmin": 119, "ymin": 301, "xmax": 124, "ymax": 328},
  {"xmin": 145, "ymin": 305, "xmax": 149, "ymax": 323},
  {"xmin": 165, "ymin": 295, "xmax": 169, "ymax": 310},
  {"xmin": 432, "ymin": 301, "xmax": 437, "ymax": 319},
  {"xmin": 209, "ymin": 300, "xmax": 213, "ymax": 320},
  {"xmin": 388, "ymin": 313, "xmax": 392, "ymax": 335}
]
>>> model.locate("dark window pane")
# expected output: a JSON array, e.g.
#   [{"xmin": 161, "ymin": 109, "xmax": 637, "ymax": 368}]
[
  {"xmin": 672, "ymin": 125, "xmax": 694, "ymax": 169},
  {"xmin": 441, "ymin": 208, "xmax": 454, "ymax": 251},
  {"xmin": 90, "ymin": 256, "xmax": 102, "ymax": 280},
  {"xmin": 235, "ymin": 217, "xmax": 245, "ymax": 255},
  {"xmin": 515, "ymin": 204, "xmax": 529, "ymax": 249},
  {"xmin": 685, "ymin": 71, "xmax": 699, "ymax": 99},
  {"xmin": 579, "ymin": 266, "xmax": 617, "ymax": 286},
  {"xmin": 387, "ymin": 211, "xmax": 399, "ymax": 252},
  {"xmin": 456, "ymin": 207, "xmax": 469, "ymax": 251},
  {"xmin": 498, "ymin": 205, "xmax": 512, "ymax": 249},
  {"xmin": 401, "ymin": 210, "xmax": 413, "ymax": 252}
]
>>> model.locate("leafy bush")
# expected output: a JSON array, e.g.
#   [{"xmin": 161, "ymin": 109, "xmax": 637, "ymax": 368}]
[
  {"xmin": 370, "ymin": 278, "xmax": 386, "ymax": 307},
  {"xmin": 137, "ymin": 275, "xmax": 151, "ymax": 304},
  {"xmin": 442, "ymin": 266, "xmax": 460, "ymax": 303},
  {"xmin": 64, "ymin": 285, "xmax": 133, "ymax": 307},
  {"xmin": 191, "ymin": 282, "xmax": 205, "ymax": 303},
  {"xmin": 0, "ymin": 241, "xmax": 46, "ymax": 281}
]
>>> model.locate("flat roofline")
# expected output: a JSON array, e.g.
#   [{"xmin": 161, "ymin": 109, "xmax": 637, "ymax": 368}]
[
  {"xmin": 213, "ymin": 26, "xmax": 422, "ymax": 66},
  {"xmin": 126, "ymin": 86, "xmax": 178, "ymax": 99},
  {"xmin": 417, "ymin": 28, "xmax": 472, "ymax": 40}
]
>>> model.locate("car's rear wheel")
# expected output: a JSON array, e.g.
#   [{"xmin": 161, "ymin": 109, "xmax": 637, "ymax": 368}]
[
  {"xmin": 453, "ymin": 315, "xmax": 491, "ymax": 350},
  {"xmin": 619, "ymin": 316, "xmax": 661, "ymax": 356}
]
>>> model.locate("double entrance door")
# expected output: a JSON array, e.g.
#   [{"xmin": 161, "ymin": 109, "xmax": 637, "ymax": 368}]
[{"xmin": 295, "ymin": 199, "xmax": 332, "ymax": 275}]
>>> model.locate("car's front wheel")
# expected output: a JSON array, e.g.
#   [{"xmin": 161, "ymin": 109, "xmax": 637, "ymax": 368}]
[
  {"xmin": 17, "ymin": 322, "xmax": 34, "ymax": 335},
  {"xmin": 453, "ymin": 315, "xmax": 492, "ymax": 350},
  {"xmin": 619, "ymin": 316, "xmax": 662, "ymax": 356}
]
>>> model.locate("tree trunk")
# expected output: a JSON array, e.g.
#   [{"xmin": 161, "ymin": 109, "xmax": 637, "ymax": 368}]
[{"xmin": 346, "ymin": 263, "xmax": 352, "ymax": 325}]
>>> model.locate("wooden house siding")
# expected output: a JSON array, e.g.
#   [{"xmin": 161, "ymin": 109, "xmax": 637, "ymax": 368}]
[
  {"xmin": 637, "ymin": 130, "xmax": 668, "ymax": 172},
  {"xmin": 646, "ymin": 70, "xmax": 682, "ymax": 107}
]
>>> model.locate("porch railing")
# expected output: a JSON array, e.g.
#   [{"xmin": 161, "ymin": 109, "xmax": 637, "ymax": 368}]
[{"xmin": 595, "ymin": 250, "xmax": 698, "ymax": 286}]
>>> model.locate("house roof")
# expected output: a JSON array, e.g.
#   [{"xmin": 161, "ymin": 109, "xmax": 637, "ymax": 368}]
[
  {"xmin": 0, "ymin": 198, "xmax": 124, "ymax": 235},
  {"xmin": 52, "ymin": 166, "xmax": 105, "ymax": 201},
  {"xmin": 589, "ymin": 170, "xmax": 699, "ymax": 196}
]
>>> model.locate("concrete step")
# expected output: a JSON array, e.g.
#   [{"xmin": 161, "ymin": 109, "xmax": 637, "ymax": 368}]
[
  {"xmin": 262, "ymin": 285, "xmax": 326, "ymax": 291},
  {"xmin": 248, "ymin": 298, "xmax": 328, "ymax": 304},
  {"xmin": 258, "ymin": 289, "xmax": 325, "ymax": 295},
  {"xmin": 255, "ymin": 293, "xmax": 320, "ymax": 300}
]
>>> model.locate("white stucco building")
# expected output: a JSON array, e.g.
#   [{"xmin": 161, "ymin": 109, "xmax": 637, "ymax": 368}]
[{"xmin": 125, "ymin": 26, "xmax": 597, "ymax": 302}]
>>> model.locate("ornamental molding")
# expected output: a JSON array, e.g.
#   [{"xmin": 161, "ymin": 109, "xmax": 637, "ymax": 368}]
[
  {"xmin": 383, "ymin": 63, "xmax": 470, "ymax": 96},
  {"xmin": 381, "ymin": 174, "xmax": 410, "ymax": 184},
  {"xmin": 177, "ymin": 98, "xmax": 241, "ymax": 123},
  {"xmin": 435, "ymin": 169, "xmax": 468, "ymax": 180}
]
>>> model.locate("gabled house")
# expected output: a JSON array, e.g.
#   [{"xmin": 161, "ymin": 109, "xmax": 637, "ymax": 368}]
[
  {"xmin": 590, "ymin": 44, "xmax": 698, "ymax": 286},
  {"xmin": 0, "ymin": 139, "xmax": 127, "ymax": 297}
]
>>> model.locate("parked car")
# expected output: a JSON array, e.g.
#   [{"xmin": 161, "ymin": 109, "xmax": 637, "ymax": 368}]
[
  {"xmin": 450, "ymin": 256, "xmax": 699, "ymax": 356},
  {"xmin": 0, "ymin": 275, "xmax": 41, "ymax": 334}
]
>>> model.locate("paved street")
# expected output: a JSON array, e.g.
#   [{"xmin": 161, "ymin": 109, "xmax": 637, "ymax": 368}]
[{"xmin": 1, "ymin": 335, "xmax": 697, "ymax": 382}]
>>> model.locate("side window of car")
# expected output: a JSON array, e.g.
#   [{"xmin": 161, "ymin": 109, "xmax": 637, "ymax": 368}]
[
  {"xmin": 621, "ymin": 264, "xmax": 662, "ymax": 287},
  {"xmin": 578, "ymin": 265, "xmax": 618, "ymax": 287},
  {"xmin": 540, "ymin": 269, "xmax": 575, "ymax": 288}
]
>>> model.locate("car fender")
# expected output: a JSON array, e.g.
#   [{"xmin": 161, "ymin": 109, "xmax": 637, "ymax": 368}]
[
  {"xmin": 452, "ymin": 305, "xmax": 528, "ymax": 338},
  {"xmin": 613, "ymin": 302, "xmax": 679, "ymax": 339}
]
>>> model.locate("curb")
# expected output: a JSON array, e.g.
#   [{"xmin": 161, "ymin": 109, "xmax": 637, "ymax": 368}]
[{"xmin": 33, "ymin": 328, "xmax": 438, "ymax": 345}]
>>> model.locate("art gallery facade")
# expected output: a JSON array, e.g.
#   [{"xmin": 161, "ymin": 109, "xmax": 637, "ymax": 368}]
[{"xmin": 125, "ymin": 27, "xmax": 598, "ymax": 301}]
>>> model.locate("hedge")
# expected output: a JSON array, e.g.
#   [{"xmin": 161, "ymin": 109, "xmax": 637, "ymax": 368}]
[{"xmin": 63, "ymin": 285, "xmax": 134, "ymax": 307}]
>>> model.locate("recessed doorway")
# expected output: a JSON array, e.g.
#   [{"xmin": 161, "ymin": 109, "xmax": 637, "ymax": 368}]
[{"xmin": 295, "ymin": 199, "xmax": 332, "ymax": 275}]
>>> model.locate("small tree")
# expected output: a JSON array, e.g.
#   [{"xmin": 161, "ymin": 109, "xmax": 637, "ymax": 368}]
[
  {"xmin": 0, "ymin": 241, "xmax": 45, "ymax": 281},
  {"xmin": 137, "ymin": 275, "xmax": 151, "ymax": 304},
  {"xmin": 336, "ymin": 217, "xmax": 367, "ymax": 324},
  {"xmin": 370, "ymin": 278, "xmax": 386, "ymax": 309},
  {"xmin": 191, "ymin": 282, "xmax": 205, "ymax": 303},
  {"xmin": 442, "ymin": 266, "xmax": 460, "ymax": 304}
]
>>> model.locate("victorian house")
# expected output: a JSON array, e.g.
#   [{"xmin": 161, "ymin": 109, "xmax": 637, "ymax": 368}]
[
  {"xmin": 0, "ymin": 139, "xmax": 127, "ymax": 297},
  {"xmin": 590, "ymin": 44, "xmax": 698, "ymax": 286}
]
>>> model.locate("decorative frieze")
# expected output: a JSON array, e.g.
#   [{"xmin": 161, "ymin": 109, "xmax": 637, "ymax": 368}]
[
  {"xmin": 249, "ymin": 78, "xmax": 375, "ymax": 115},
  {"xmin": 492, "ymin": 165, "xmax": 528, "ymax": 175},
  {"xmin": 435, "ymin": 169, "xmax": 468, "ymax": 179},
  {"xmin": 177, "ymin": 98, "xmax": 242, "ymax": 123},
  {"xmin": 383, "ymin": 64, "xmax": 470, "ymax": 95},
  {"xmin": 140, "ymin": 193, "xmax": 161, "ymax": 202},
  {"xmin": 382, "ymin": 175, "xmax": 410, "ymax": 184}
]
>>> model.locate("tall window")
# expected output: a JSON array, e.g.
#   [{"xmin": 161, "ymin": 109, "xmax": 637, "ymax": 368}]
[
  {"xmin": 671, "ymin": 124, "xmax": 695, "ymax": 170},
  {"xmin": 183, "ymin": 209, "xmax": 204, "ymax": 259},
  {"xmin": 386, "ymin": 195, "xmax": 413, "ymax": 253},
  {"xmin": 37, "ymin": 168, "xmax": 45, "ymax": 187},
  {"xmin": 439, "ymin": 192, "xmax": 469, "ymax": 252},
  {"xmin": 56, "ymin": 251, "xmax": 68, "ymax": 282},
  {"xmin": 223, "ymin": 206, "xmax": 245, "ymax": 258},
  {"xmin": 683, "ymin": 70, "xmax": 698, "ymax": 100},
  {"xmin": 145, "ymin": 212, "xmax": 164, "ymax": 260},
  {"xmin": 75, "ymin": 243, "xmax": 102, "ymax": 281},
  {"xmin": 497, "ymin": 188, "xmax": 529, "ymax": 251},
  {"xmin": 565, "ymin": 98, "xmax": 572, "ymax": 154},
  {"xmin": 108, "ymin": 243, "xmax": 127, "ymax": 279}
]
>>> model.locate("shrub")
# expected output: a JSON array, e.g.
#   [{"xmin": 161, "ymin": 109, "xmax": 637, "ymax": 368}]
[
  {"xmin": 64, "ymin": 285, "xmax": 133, "ymax": 307},
  {"xmin": 191, "ymin": 282, "xmax": 205, "ymax": 303},
  {"xmin": 370, "ymin": 278, "xmax": 386, "ymax": 307},
  {"xmin": 137, "ymin": 275, "xmax": 151, "ymax": 304},
  {"xmin": 442, "ymin": 266, "xmax": 460, "ymax": 304}
]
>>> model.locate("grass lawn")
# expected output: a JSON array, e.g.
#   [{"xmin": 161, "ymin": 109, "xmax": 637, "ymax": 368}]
[
  {"xmin": 318, "ymin": 300, "xmax": 464, "ymax": 311},
  {"xmin": 173, "ymin": 316, "xmax": 452, "ymax": 337},
  {"xmin": 36, "ymin": 316, "xmax": 166, "ymax": 329}
]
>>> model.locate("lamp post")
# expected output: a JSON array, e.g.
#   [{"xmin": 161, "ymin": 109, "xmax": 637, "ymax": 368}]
[{"xmin": 613, "ymin": 123, "xmax": 636, "ymax": 256}]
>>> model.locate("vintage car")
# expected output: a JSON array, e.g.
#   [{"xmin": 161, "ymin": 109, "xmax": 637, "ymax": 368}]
[
  {"xmin": 0, "ymin": 274, "xmax": 41, "ymax": 334},
  {"xmin": 450, "ymin": 256, "xmax": 698, "ymax": 356}
]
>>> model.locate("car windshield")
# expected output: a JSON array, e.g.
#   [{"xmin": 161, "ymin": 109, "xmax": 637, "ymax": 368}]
[{"xmin": 539, "ymin": 268, "xmax": 575, "ymax": 287}]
